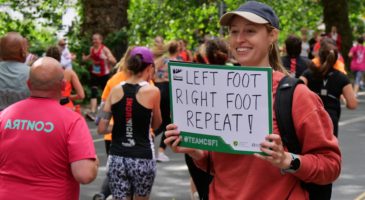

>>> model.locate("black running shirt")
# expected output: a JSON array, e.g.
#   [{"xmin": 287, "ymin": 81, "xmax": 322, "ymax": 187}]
[{"xmin": 109, "ymin": 81, "xmax": 154, "ymax": 159}]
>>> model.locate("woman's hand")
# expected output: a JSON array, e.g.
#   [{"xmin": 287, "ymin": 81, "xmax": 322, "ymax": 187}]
[
  {"xmin": 254, "ymin": 134, "xmax": 292, "ymax": 169},
  {"xmin": 82, "ymin": 53, "xmax": 89, "ymax": 61},
  {"xmin": 164, "ymin": 124, "xmax": 204, "ymax": 160}
]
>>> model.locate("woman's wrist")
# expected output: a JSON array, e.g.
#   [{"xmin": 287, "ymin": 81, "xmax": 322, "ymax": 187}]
[
  {"xmin": 281, "ymin": 152, "xmax": 293, "ymax": 169},
  {"xmin": 189, "ymin": 150, "xmax": 204, "ymax": 160}
]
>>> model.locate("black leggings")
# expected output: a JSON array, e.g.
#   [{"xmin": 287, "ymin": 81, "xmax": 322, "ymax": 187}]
[
  {"xmin": 90, "ymin": 74, "xmax": 110, "ymax": 98},
  {"xmin": 154, "ymin": 82, "xmax": 171, "ymax": 149}
]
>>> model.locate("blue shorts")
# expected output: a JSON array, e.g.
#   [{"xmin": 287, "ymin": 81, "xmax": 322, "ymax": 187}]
[
  {"xmin": 107, "ymin": 155, "xmax": 157, "ymax": 199},
  {"xmin": 354, "ymin": 71, "xmax": 364, "ymax": 86}
]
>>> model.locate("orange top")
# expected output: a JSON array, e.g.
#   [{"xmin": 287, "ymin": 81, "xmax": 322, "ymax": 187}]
[
  {"xmin": 61, "ymin": 81, "xmax": 72, "ymax": 97},
  {"xmin": 312, "ymin": 57, "xmax": 347, "ymax": 74},
  {"xmin": 101, "ymin": 71, "xmax": 129, "ymax": 101},
  {"xmin": 61, "ymin": 81, "xmax": 74, "ymax": 109}
]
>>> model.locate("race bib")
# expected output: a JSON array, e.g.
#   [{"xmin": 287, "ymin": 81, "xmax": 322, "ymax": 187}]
[{"xmin": 92, "ymin": 64, "xmax": 101, "ymax": 74}]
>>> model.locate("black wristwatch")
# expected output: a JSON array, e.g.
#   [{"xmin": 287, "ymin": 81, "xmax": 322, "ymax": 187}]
[{"xmin": 281, "ymin": 153, "xmax": 300, "ymax": 174}]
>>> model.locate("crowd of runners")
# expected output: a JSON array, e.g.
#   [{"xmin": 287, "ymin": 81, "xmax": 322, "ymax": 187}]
[{"xmin": 0, "ymin": 1, "xmax": 364, "ymax": 200}]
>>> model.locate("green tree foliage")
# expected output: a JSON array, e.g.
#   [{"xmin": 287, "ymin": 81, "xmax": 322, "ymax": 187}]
[
  {"xmin": 218, "ymin": 0, "xmax": 324, "ymax": 41},
  {"xmin": 348, "ymin": 0, "xmax": 365, "ymax": 38},
  {"xmin": 127, "ymin": 0, "xmax": 324, "ymax": 46},
  {"xmin": 128, "ymin": 0, "xmax": 364, "ymax": 48},
  {"xmin": 0, "ymin": 0, "xmax": 66, "ymax": 54},
  {"xmin": 128, "ymin": 0, "xmax": 221, "ymax": 48}
]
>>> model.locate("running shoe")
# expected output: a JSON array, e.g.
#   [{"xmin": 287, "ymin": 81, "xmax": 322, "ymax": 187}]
[
  {"xmin": 192, "ymin": 191, "xmax": 200, "ymax": 200},
  {"xmin": 86, "ymin": 112, "xmax": 96, "ymax": 121},
  {"xmin": 92, "ymin": 193, "xmax": 105, "ymax": 200},
  {"xmin": 157, "ymin": 152, "xmax": 170, "ymax": 162}
]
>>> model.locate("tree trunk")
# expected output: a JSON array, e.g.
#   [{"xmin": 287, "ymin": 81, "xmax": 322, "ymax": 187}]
[
  {"xmin": 81, "ymin": 0, "xmax": 129, "ymax": 60},
  {"xmin": 322, "ymin": 0, "xmax": 352, "ymax": 69}
]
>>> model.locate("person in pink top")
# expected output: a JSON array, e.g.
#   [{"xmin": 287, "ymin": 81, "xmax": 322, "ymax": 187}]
[
  {"xmin": 348, "ymin": 37, "xmax": 365, "ymax": 95},
  {"xmin": 0, "ymin": 57, "xmax": 99, "ymax": 200},
  {"xmin": 164, "ymin": 2, "xmax": 341, "ymax": 200}
]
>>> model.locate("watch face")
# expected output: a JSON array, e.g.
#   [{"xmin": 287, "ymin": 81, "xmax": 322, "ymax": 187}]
[{"xmin": 291, "ymin": 158, "xmax": 300, "ymax": 170}]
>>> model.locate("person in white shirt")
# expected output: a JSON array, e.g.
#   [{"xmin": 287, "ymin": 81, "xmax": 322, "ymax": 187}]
[{"xmin": 58, "ymin": 38, "xmax": 74, "ymax": 69}]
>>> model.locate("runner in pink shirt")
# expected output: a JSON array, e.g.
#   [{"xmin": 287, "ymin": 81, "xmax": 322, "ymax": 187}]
[
  {"xmin": 349, "ymin": 37, "xmax": 365, "ymax": 95},
  {"xmin": 0, "ymin": 57, "xmax": 99, "ymax": 200}
]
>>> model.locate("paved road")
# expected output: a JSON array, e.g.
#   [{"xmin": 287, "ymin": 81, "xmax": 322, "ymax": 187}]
[
  {"xmin": 80, "ymin": 125, "xmax": 191, "ymax": 200},
  {"xmin": 332, "ymin": 92, "xmax": 365, "ymax": 200},
  {"xmin": 80, "ymin": 92, "xmax": 365, "ymax": 200}
]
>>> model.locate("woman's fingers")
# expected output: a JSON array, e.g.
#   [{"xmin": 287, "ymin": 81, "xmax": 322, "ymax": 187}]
[
  {"xmin": 166, "ymin": 123, "xmax": 177, "ymax": 131},
  {"xmin": 256, "ymin": 133, "xmax": 289, "ymax": 168},
  {"xmin": 164, "ymin": 135, "xmax": 178, "ymax": 145},
  {"xmin": 163, "ymin": 123, "xmax": 200, "ymax": 155}
]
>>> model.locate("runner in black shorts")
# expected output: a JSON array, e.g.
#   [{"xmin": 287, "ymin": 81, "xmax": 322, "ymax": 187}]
[{"xmin": 83, "ymin": 33, "xmax": 116, "ymax": 120}]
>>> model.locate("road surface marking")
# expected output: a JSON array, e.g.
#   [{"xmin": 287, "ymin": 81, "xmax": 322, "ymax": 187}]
[
  {"xmin": 339, "ymin": 116, "xmax": 365, "ymax": 127},
  {"xmin": 93, "ymin": 138, "xmax": 104, "ymax": 143},
  {"xmin": 355, "ymin": 191, "xmax": 365, "ymax": 200}
]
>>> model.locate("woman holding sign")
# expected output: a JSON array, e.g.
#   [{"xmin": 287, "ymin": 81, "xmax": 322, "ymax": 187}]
[{"xmin": 165, "ymin": 1, "xmax": 341, "ymax": 199}]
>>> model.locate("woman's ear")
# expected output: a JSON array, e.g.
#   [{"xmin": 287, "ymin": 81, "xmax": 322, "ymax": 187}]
[
  {"xmin": 269, "ymin": 29, "xmax": 279, "ymax": 44},
  {"xmin": 145, "ymin": 64, "xmax": 154, "ymax": 81}
]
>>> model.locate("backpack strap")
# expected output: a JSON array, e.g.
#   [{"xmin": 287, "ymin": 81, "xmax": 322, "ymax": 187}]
[
  {"xmin": 275, "ymin": 76, "xmax": 303, "ymax": 154},
  {"xmin": 276, "ymin": 76, "xmax": 333, "ymax": 199}
]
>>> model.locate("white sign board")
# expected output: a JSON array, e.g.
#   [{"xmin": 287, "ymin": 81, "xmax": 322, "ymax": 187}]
[{"xmin": 168, "ymin": 62, "xmax": 272, "ymax": 154}]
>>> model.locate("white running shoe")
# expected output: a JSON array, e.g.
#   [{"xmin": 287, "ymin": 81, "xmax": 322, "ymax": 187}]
[
  {"xmin": 192, "ymin": 191, "xmax": 200, "ymax": 200},
  {"xmin": 157, "ymin": 152, "xmax": 170, "ymax": 162}
]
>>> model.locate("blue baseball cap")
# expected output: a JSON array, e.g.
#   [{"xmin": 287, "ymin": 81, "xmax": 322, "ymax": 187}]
[
  {"xmin": 220, "ymin": 1, "xmax": 280, "ymax": 30},
  {"xmin": 130, "ymin": 46, "xmax": 154, "ymax": 64}
]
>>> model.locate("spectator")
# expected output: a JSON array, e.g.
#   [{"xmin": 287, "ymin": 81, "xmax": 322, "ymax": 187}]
[
  {"xmin": 0, "ymin": 32, "xmax": 30, "ymax": 111},
  {"xmin": 193, "ymin": 43, "xmax": 209, "ymax": 64},
  {"xmin": 0, "ymin": 57, "xmax": 98, "ymax": 200},
  {"xmin": 328, "ymin": 26, "xmax": 342, "ymax": 50},
  {"xmin": 154, "ymin": 40, "xmax": 183, "ymax": 162},
  {"xmin": 281, "ymin": 35, "xmax": 311, "ymax": 78},
  {"xmin": 151, "ymin": 35, "xmax": 167, "ymax": 58},
  {"xmin": 58, "ymin": 38, "xmax": 75, "ymax": 69},
  {"xmin": 165, "ymin": 2, "xmax": 341, "ymax": 199},
  {"xmin": 300, "ymin": 28, "xmax": 310, "ymax": 57},
  {"xmin": 24, "ymin": 38, "xmax": 38, "ymax": 66},
  {"xmin": 178, "ymin": 39, "xmax": 193, "ymax": 62},
  {"xmin": 308, "ymin": 30, "xmax": 319, "ymax": 59}
]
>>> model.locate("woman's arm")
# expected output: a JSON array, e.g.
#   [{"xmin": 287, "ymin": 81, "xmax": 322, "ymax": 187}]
[
  {"xmin": 104, "ymin": 47, "xmax": 117, "ymax": 65},
  {"xmin": 97, "ymin": 92, "xmax": 113, "ymax": 134},
  {"xmin": 348, "ymin": 52, "xmax": 353, "ymax": 58},
  {"xmin": 299, "ymin": 76, "xmax": 308, "ymax": 85},
  {"xmin": 150, "ymin": 87, "xmax": 162, "ymax": 130},
  {"xmin": 342, "ymin": 83, "xmax": 358, "ymax": 109},
  {"xmin": 69, "ymin": 70, "xmax": 85, "ymax": 101},
  {"xmin": 82, "ymin": 47, "xmax": 92, "ymax": 61}
]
